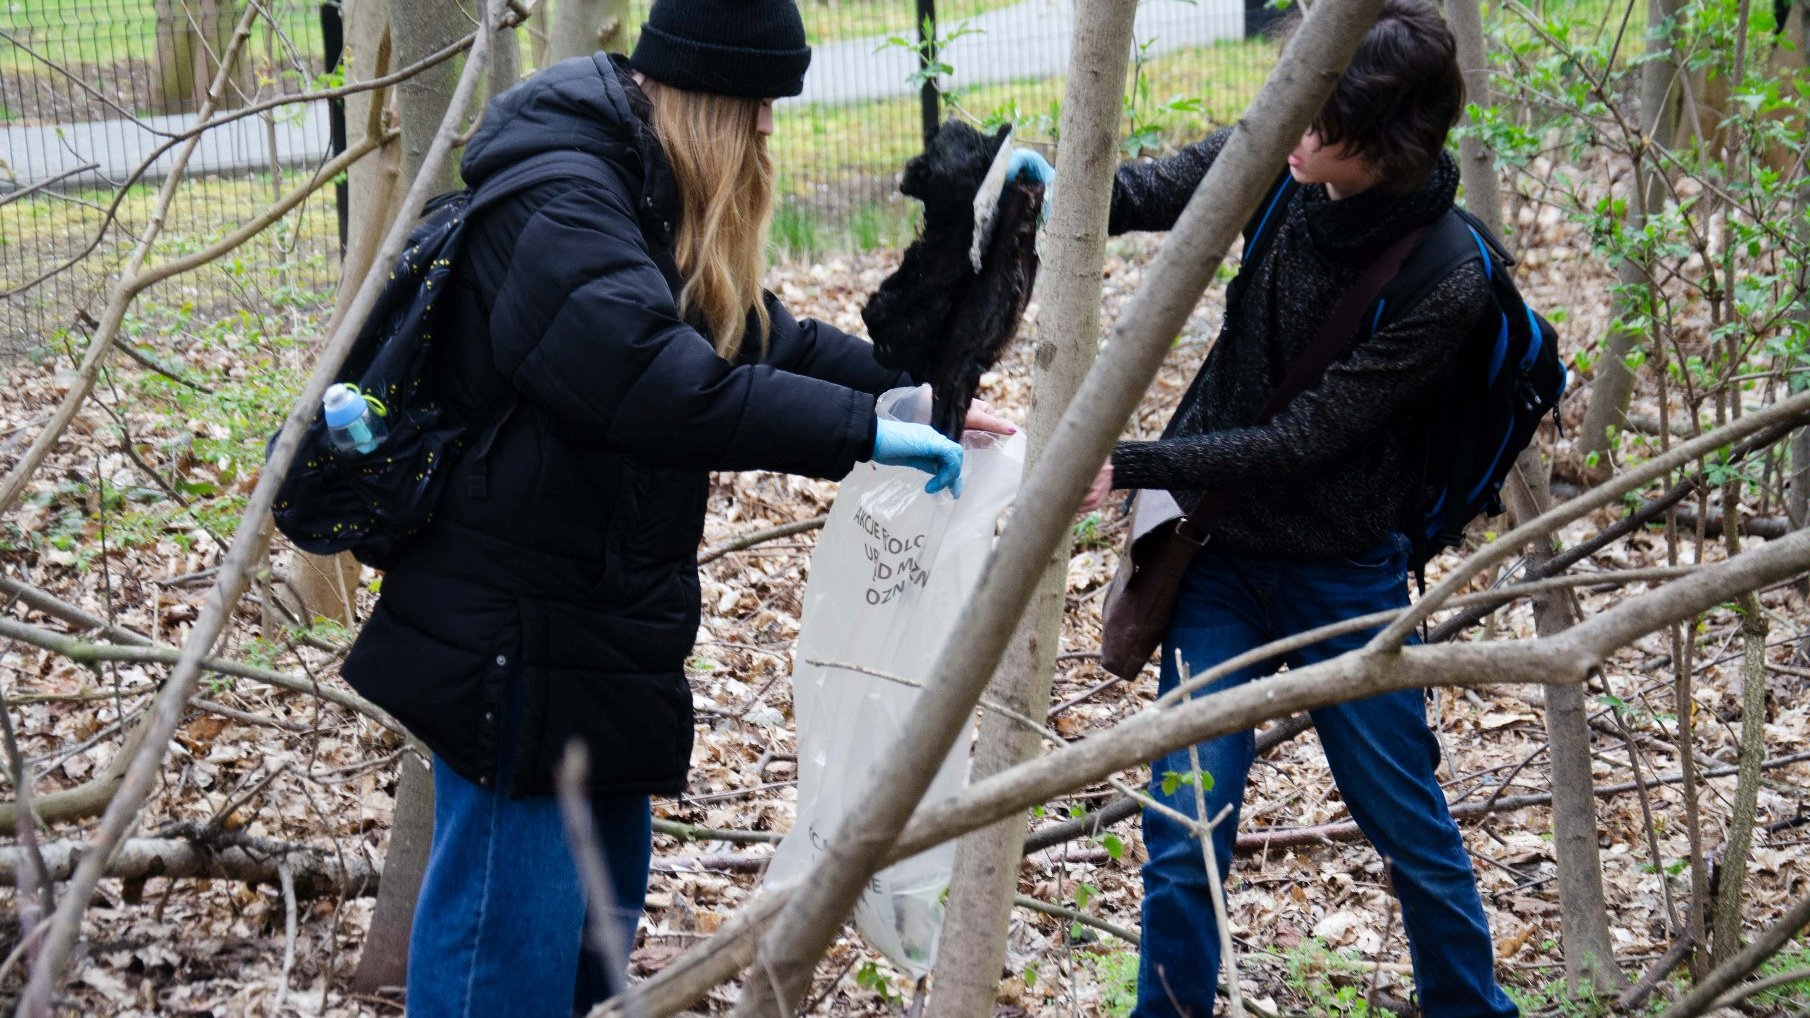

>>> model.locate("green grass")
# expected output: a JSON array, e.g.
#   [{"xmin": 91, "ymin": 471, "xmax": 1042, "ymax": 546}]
[
  {"xmin": 770, "ymin": 35, "xmax": 1278, "ymax": 198},
  {"xmin": 1092, "ymin": 949, "xmax": 1140, "ymax": 1018},
  {"xmin": 1752, "ymin": 944, "xmax": 1810, "ymax": 1011},
  {"xmin": 768, "ymin": 196, "xmax": 919, "ymax": 263}
]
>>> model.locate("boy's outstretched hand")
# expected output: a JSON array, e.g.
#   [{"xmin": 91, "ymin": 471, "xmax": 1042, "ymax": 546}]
[{"xmin": 1078, "ymin": 460, "xmax": 1113, "ymax": 514}]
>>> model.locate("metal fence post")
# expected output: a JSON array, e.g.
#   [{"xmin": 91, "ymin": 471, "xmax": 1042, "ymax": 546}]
[
  {"xmin": 917, "ymin": 0, "xmax": 939, "ymax": 145},
  {"xmin": 321, "ymin": 1, "xmax": 349, "ymax": 259}
]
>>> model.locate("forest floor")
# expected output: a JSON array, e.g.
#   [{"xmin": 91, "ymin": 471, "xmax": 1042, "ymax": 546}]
[{"xmin": 1, "ymin": 190, "xmax": 1808, "ymax": 1017}]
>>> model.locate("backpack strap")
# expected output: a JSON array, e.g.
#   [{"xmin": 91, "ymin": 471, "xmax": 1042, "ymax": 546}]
[
  {"xmin": 456, "ymin": 150, "xmax": 617, "ymax": 499},
  {"xmin": 1224, "ymin": 171, "xmax": 1299, "ymax": 312},
  {"xmin": 465, "ymin": 150, "xmax": 619, "ymax": 216},
  {"xmin": 1242, "ymin": 171, "xmax": 1299, "ymax": 270},
  {"xmin": 1176, "ymin": 218, "xmax": 1430, "ymax": 532},
  {"xmin": 1373, "ymin": 206, "xmax": 1512, "ymax": 332}
]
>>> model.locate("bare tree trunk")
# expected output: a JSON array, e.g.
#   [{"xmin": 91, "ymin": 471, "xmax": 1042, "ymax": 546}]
[
  {"xmin": 1709, "ymin": 609, "xmax": 1770, "ymax": 965},
  {"xmin": 491, "ymin": 18, "xmax": 522, "ymax": 99},
  {"xmin": 274, "ymin": 0, "xmax": 389, "ymax": 643},
  {"xmin": 924, "ymin": 4, "xmax": 1136, "ymax": 1013},
  {"xmin": 1447, "ymin": 0, "xmax": 1623, "ymax": 990},
  {"xmin": 351, "ymin": 752, "xmax": 435, "ymax": 995},
  {"xmin": 1794, "ymin": 428, "xmax": 1810, "ymax": 517},
  {"xmin": 346, "ymin": 0, "xmax": 462, "ymax": 994},
  {"xmin": 601, "ymin": 0, "xmax": 630, "ymax": 55},
  {"xmin": 153, "ymin": 0, "xmax": 248, "ymax": 112},
  {"xmin": 281, "ymin": 550, "xmax": 363, "ymax": 628},
  {"xmin": 154, "ymin": 0, "xmax": 202, "ymax": 112},
  {"xmin": 1444, "ymin": 0, "xmax": 1500, "ymax": 225},
  {"xmin": 1790, "ymin": 175, "xmax": 1810, "ymax": 592},
  {"xmin": 391, "ymin": 0, "xmax": 466, "ymax": 195},
  {"xmin": 726, "ymin": 3, "xmax": 1391, "ymax": 1012},
  {"xmin": 1576, "ymin": 0, "xmax": 1683, "ymax": 483},
  {"xmin": 1507, "ymin": 456, "xmax": 1625, "ymax": 992},
  {"xmin": 547, "ymin": 0, "xmax": 618, "ymax": 64}
]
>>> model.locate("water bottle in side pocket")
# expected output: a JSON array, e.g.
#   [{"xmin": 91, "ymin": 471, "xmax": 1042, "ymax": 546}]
[{"xmin": 322, "ymin": 383, "xmax": 388, "ymax": 456}]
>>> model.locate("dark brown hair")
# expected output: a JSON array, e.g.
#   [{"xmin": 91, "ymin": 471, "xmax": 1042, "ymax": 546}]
[{"xmin": 1300, "ymin": 0, "xmax": 1466, "ymax": 188}]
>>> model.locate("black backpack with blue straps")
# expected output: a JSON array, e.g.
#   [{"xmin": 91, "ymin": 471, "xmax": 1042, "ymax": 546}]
[{"xmin": 1237, "ymin": 173, "xmax": 1567, "ymax": 575}]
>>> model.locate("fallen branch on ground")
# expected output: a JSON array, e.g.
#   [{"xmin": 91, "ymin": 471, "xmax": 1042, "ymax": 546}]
[{"xmin": 0, "ymin": 832, "xmax": 378, "ymax": 899}]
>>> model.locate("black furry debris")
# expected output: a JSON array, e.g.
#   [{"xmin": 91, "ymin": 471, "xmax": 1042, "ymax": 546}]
[{"xmin": 862, "ymin": 121, "xmax": 1045, "ymax": 439}]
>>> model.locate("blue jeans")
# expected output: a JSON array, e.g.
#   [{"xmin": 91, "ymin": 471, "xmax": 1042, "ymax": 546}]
[
  {"xmin": 406, "ymin": 672, "xmax": 653, "ymax": 1018},
  {"xmin": 1135, "ymin": 535, "xmax": 1516, "ymax": 1018}
]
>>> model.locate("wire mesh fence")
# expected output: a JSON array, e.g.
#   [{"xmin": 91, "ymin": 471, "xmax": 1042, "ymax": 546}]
[{"xmin": 2, "ymin": 0, "xmax": 1282, "ymax": 350}]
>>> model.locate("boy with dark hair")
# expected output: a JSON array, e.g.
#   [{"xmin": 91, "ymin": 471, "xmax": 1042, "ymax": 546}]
[{"xmin": 1078, "ymin": 1, "xmax": 1522, "ymax": 1014}]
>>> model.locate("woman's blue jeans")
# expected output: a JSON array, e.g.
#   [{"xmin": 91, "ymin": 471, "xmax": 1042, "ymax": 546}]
[
  {"xmin": 1134, "ymin": 535, "xmax": 1517, "ymax": 1018},
  {"xmin": 405, "ymin": 670, "xmax": 653, "ymax": 1018}
]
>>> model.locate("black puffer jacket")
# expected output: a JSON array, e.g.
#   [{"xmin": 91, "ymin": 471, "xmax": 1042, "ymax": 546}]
[
  {"xmin": 1107, "ymin": 129, "xmax": 1490, "ymax": 559},
  {"xmin": 341, "ymin": 54, "xmax": 903, "ymax": 798}
]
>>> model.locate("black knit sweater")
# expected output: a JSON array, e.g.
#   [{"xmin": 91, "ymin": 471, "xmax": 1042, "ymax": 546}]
[{"xmin": 1107, "ymin": 129, "xmax": 1490, "ymax": 559}]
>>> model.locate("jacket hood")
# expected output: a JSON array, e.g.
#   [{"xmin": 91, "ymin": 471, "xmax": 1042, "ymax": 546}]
[{"xmin": 461, "ymin": 53, "xmax": 676, "ymax": 224}]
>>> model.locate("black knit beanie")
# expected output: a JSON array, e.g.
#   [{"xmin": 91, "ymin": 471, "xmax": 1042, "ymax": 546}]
[{"xmin": 629, "ymin": 0, "xmax": 812, "ymax": 98}]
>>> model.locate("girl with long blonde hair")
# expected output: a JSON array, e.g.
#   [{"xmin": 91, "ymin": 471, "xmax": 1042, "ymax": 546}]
[{"xmin": 339, "ymin": 2, "xmax": 1010, "ymax": 1014}]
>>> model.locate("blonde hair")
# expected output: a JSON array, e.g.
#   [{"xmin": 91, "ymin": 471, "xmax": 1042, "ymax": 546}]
[{"xmin": 643, "ymin": 80, "xmax": 774, "ymax": 361}]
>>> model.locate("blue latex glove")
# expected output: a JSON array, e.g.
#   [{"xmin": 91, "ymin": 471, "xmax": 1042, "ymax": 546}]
[
  {"xmin": 1007, "ymin": 148, "xmax": 1054, "ymax": 186},
  {"xmin": 872, "ymin": 419, "xmax": 964, "ymax": 497},
  {"xmin": 1006, "ymin": 148, "xmax": 1054, "ymax": 223}
]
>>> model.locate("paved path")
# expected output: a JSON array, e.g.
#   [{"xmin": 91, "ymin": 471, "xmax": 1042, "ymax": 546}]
[
  {"xmin": 2, "ymin": 0, "xmax": 1244, "ymax": 191},
  {"xmin": 795, "ymin": 0, "xmax": 1245, "ymax": 105}
]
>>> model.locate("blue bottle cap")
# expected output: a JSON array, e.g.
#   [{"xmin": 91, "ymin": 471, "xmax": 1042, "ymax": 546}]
[{"xmin": 323, "ymin": 384, "xmax": 367, "ymax": 428}]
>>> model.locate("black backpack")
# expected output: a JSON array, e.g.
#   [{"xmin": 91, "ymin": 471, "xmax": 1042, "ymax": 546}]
[
  {"xmin": 1236, "ymin": 173, "xmax": 1567, "ymax": 575},
  {"xmin": 269, "ymin": 151, "xmax": 608, "ymax": 569}
]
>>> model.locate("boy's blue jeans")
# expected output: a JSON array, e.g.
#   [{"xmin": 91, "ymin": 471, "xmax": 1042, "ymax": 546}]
[
  {"xmin": 1134, "ymin": 535, "xmax": 1517, "ymax": 1018},
  {"xmin": 405, "ymin": 670, "xmax": 653, "ymax": 1018}
]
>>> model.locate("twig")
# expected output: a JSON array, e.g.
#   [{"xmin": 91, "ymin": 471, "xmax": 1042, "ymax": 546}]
[
  {"xmin": 1235, "ymin": 750, "xmax": 1810, "ymax": 852},
  {"xmin": 202, "ymin": 762, "xmax": 290, "ymax": 841},
  {"xmin": 0, "ymin": 164, "xmax": 101, "ymax": 210},
  {"xmin": 559, "ymin": 744, "xmax": 643, "ymax": 1018},
  {"xmin": 652, "ymin": 819, "xmax": 783, "ymax": 845},
  {"xmin": 1012, "ymin": 893, "xmax": 1139, "ymax": 945},
  {"xmin": 273, "ymin": 858, "xmax": 298, "ymax": 1015},
  {"xmin": 0, "ymin": 17, "xmax": 510, "ymax": 302},
  {"xmin": 1618, "ymin": 931, "xmax": 1696, "ymax": 1012},
  {"xmin": 1708, "ymin": 966, "xmax": 1810, "ymax": 1012},
  {"xmin": 1427, "ymin": 416, "xmax": 1806, "ymax": 644},
  {"xmin": 0, "ymin": 123, "xmax": 394, "ymax": 518},
  {"xmin": 698, "ymin": 517, "xmax": 827, "ymax": 564},
  {"xmin": 1659, "ymin": 892, "xmax": 1810, "ymax": 1018},
  {"xmin": 1372, "ymin": 396, "xmax": 1810, "ymax": 649},
  {"xmin": 109, "ymin": 337, "xmax": 213, "ymax": 394},
  {"xmin": 1191, "ymin": 748, "xmax": 1243, "ymax": 1018},
  {"xmin": 0, "ymin": 574, "xmax": 151, "ymax": 647}
]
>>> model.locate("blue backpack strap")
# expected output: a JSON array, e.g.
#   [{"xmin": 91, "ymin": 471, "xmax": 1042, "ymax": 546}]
[
  {"xmin": 1371, "ymin": 208, "xmax": 1495, "ymax": 331},
  {"xmin": 1224, "ymin": 171, "xmax": 1299, "ymax": 311}
]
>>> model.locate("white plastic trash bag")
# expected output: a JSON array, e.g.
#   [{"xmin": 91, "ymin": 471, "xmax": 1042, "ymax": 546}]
[{"xmin": 765, "ymin": 385, "xmax": 1025, "ymax": 974}]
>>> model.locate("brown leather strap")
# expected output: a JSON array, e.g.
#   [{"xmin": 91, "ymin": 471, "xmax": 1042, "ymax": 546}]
[{"xmin": 1178, "ymin": 221, "xmax": 1430, "ymax": 532}]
